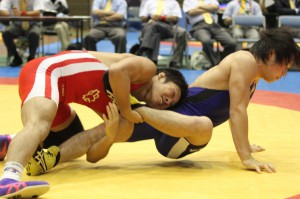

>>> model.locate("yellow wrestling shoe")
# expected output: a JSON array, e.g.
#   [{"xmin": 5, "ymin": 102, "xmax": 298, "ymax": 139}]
[{"xmin": 26, "ymin": 146, "xmax": 60, "ymax": 176}]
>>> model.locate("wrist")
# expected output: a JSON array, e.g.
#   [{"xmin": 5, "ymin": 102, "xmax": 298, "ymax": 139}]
[
  {"xmin": 120, "ymin": 108, "xmax": 131, "ymax": 117},
  {"xmin": 239, "ymin": 152, "xmax": 252, "ymax": 162},
  {"xmin": 21, "ymin": 11, "xmax": 27, "ymax": 16}
]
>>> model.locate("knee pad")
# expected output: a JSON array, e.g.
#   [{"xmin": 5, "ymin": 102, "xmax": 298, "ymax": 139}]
[{"xmin": 155, "ymin": 135, "xmax": 207, "ymax": 159}]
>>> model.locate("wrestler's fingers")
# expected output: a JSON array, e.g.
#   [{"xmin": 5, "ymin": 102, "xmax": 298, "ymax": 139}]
[
  {"xmin": 254, "ymin": 165, "xmax": 262, "ymax": 174},
  {"xmin": 106, "ymin": 103, "xmax": 113, "ymax": 119},
  {"xmin": 263, "ymin": 164, "xmax": 276, "ymax": 173},
  {"xmin": 110, "ymin": 103, "xmax": 119, "ymax": 118},
  {"xmin": 102, "ymin": 114, "xmax": 108, "ymax": 124}
]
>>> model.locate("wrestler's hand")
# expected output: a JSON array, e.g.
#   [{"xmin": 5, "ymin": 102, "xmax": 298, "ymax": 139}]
[
  {"xmin": 242, "ymin": 157, "xmax": 276, "ymax": 174},
  {"xmin": 250, "ymin": 144, "xmax": 265, "ymax": 153},
  {"xmin": 151, "ymin": 15, "xmax": 161, "ymax": 21},
  {"xmin": 103, "ymin": 103, "xmax": 119, "ymax": 142}
]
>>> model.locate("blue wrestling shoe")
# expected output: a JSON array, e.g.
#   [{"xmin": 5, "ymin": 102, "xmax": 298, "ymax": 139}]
[
  {"xmin": 0, "ymin": 135, "xmax": 11, "ymax": 161},
  {"xmin": 0, "ymin": 178, "xmax": 50, "ymax": 198}
]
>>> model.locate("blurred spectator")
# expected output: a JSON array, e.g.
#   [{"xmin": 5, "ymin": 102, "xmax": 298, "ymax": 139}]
[
  {"xmin": 259, "ymin": 0, "xmax": 277, "ymax": 28},
  {"xmin": 139, "ymin": 0, "xmax": 186, "ymax": 68},
  {"xmin": 0, "ymin": 0, "xmax": 44, "ymax": 66},
  {"xmin": 84, "ymin": 0, "xmax": 127, "ymax": 53},
  {"xmin": 259, "ymin": 0, "xmax": 276, "ymax": 14},
  {"xmin": 183, "ymin": 0, "xmax": 236, "ymax": 67},
  {"xmin": 42, "ymin": 0, "xmax": 71, "ymax": 51},
  {"xmin": 275, "ymin": 0, "xmax": 300, "ymax": 37},
  {"xmin": 223, "ymin": 0, "xmax": 263, "ymax": 49}
]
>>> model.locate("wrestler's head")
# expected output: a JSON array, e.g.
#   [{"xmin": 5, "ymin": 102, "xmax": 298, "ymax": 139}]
[{"xmin": 141, "ymin": 67, "xmax": 188, "ymax": 109}]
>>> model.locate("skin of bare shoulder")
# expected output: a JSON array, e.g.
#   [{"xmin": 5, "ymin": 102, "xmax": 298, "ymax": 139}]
[
  {"xmin": 88, "ymin": 51, "xmax": 135, "ymax": 67},
  {"xmin": 190, "ymin": 51, "xmax": 259, "ymax": 90}
]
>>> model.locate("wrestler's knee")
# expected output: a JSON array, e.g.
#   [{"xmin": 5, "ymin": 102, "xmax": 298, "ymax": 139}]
[
  {"xmin": 23, "ymin": 121, "xmax": 52, "ymax": 143},
  {"xmin": 198, "ymin": 116, "xmax": 213, "ymax": 139},
  {"xmin": 187, "ymin": 116, "xmax": 213, "ymax": 145}
]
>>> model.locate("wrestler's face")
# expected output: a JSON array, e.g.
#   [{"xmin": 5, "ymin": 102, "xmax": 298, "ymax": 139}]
[
  {"xmin": 262, "ymin": 53, "xmax": 292, "ymax": 82},
  {"xmin": 146, "ymin": 74, "xmax": 181, "ymax": 109}
]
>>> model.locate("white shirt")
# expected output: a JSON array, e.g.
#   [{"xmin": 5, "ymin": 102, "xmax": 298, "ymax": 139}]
[
  {"xmin": 183, "ymin": 0, "xmax": 219, "ymax": 26},
  {"xmin": 139, "ymin": 0, "xmax": 182, "ymax": 18},
  {"xmin": 92, "ymin": 0, "xmax": 127, "ymax": 26},
  {"xmin": 0, "ymin": 0, "xmax": 44, "ymax": 12},
  {"xmin": 43, "ymin": 0, "xmax": 68, "ymax": 11},
  {"xmin": 222, "ymin": 0, "xmax": 263, "ymax": 20}
]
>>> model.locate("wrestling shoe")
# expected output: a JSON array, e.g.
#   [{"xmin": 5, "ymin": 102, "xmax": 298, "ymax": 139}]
[
  {"xmin": 0, "ymin": 135, "xmax": 11, "ymax": 161},
  {"xmin": 26, "ymin": 146, "xmax": 60, "ymax": 176},
  {"xmin": 0, "ymin": 178, "xmax": 50, "ymax": 198}
]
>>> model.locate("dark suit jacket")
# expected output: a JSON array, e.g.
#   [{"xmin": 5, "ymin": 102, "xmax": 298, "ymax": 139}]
[{"xmin": 275, "ymin": 0, "xmax": 300, "ymax": 15}]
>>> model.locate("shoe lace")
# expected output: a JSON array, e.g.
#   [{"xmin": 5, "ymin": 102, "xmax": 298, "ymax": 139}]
[{"xmin": 33, "ymin": 150, "xmax": 47, "ymax": 172}]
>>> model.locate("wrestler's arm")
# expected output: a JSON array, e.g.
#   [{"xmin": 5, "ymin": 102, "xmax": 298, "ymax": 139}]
[
  {"xmin": 228, "ymin": 58, "xmax": 275, "ymax": 173},
  {"xmin": 109, "ymin": 56, "xmax": 156, "ymax": 124},
  {"xmin": 86, "ymin": 104, "xmax": 134, "ymax": 163}
]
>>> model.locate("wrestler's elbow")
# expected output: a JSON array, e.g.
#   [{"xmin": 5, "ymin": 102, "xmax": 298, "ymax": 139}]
[{"xmin": 120, "ymin": 53, "xmax": 135, "ymax": 59}]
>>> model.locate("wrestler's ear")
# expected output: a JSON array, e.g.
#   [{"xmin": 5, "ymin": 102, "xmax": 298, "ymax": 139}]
[
  {"xmin": 268, "ymin": 50, "xmax": 275, "ymax": 60},
  {"xmin": 157, "ymin": 72, "xmax": 166, "ymax": 80}
]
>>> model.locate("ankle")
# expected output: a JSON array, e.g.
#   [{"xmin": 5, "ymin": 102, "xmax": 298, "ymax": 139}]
[{"xmin": 1, "ymin": 161, "xmax": 23, "ymax": 181}]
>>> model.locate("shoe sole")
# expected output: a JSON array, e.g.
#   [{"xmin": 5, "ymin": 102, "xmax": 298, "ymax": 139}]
[{"xmin": 3, "ymin": 185, "xmax": 50, "ymax": 199}]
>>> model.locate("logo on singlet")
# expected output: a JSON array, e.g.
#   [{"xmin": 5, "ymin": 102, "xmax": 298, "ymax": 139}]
[
  {"xmin": 106, "ymin": 89, "xmax": 120, "ymax": 109},
  {"xmin": 82, "ymin": 89, "xmax": 100, "ymax": 103},
  {"xmin": 189, "ymin": 148, "xmax": 200, "ymax": 153}
]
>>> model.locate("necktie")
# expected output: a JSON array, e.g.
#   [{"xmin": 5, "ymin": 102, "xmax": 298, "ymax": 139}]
[
  {"xmin": 104, "ymin": 0, "xmax": 112, "ymax": 12},
  {"xmin": 20, "ymin": 0, "xmax": 29, "ymax": 31},
  {"xmin": 199, "ymin": 0, "xmax": 213, "ymax": 24},
  {"xmin": 239, "ymin": 0, "xmax": 246, "ymax": 14},
  {"xmin": 289, "ymin": 0, "xmax": 295, "ymax": 9},
  {"xmin": 100, "ymin": 0, "xmax": 111, "ymax": 24},
  {"xmin": 156, "ymin": 0, "xmax": 163, "ymax": 15}
]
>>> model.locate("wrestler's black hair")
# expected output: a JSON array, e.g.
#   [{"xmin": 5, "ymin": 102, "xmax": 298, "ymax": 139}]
[
  {"xmin": 295, "ymin": 50, "xmax": 300, "ymax": 69},
  {"xmin": 249, "ymin": 27, "xmax": 299, "ymax": 67},
  {"xmin": 156, "ymin": 67, "xmax": 188, "ymax": 105}
]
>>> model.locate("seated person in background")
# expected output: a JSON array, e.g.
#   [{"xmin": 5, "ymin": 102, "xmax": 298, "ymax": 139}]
[
  {"xmin": 42, "ymin": 0, "xmax": 71, "ymax": 51},
  {"xmin": 84, "ymin": 0, "xmax": 127, "ymax": 53},
  {"xmin": 259, "ymin": 0, "xmax": 277, "ymax": 14},
  {"xmin": 138, "ymin": 0, "xmax": 187, "ymax": 68},
  {"xmin": 183, "ymin": 0, "xmax": 236, "ymax": 67},
  {"xmin": 222, "ymin": 0, "xmax": 263, "ymax": 49},
  {"xmin": 0, "ymin": 0, "xmax": 44, "ymax": 66},
  {"xmin": 275, "ymin": 0, "xmax": 300, "ymax": 38}
]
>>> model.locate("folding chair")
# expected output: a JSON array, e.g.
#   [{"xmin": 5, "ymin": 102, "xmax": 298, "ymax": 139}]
[
  {"xmin": 278, "ymin": 15, "xmax": 300, "ymax": 43},
  {"xmin": 41, "ymin": 28, "xmax": 60, "ymax": 55},
  {"xmin": 41, "ymin": 10, "xmax": 60, "ymax": 55},
  {"xmin": 184, "ymin": 17, "xmax": 220, "ymax": 68},
  {"xmin": 127, "ymin": 6, "xmax": 142, "ymax": 31},
  {"xmin": 232, "ymin": 15, "xmax": 266, "ymax": 49}
]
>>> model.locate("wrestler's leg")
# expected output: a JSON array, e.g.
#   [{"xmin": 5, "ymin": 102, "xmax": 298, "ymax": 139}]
[
  {"xmin": 26, "ymin": 104, "xmax": 83, "ymax": 176},
  {"xmin": 154, "ymin": 134, "xmax": 209, "ymax": 159},
  {"xmin": 3, "ymin": 97, "xmax": 57, "ymax": 180}
]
